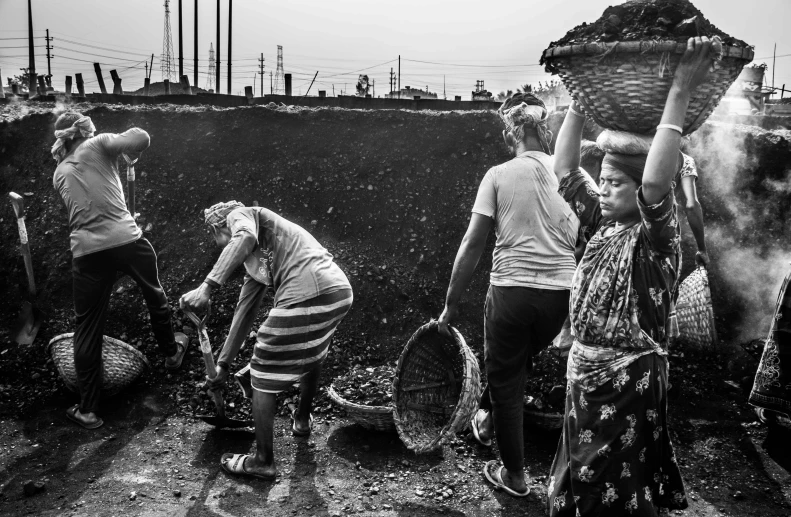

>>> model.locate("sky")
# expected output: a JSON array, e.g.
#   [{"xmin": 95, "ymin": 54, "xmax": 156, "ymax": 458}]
[{"xmin": 1, "ymin": 0, "xmax": 789, "ymax": 99}]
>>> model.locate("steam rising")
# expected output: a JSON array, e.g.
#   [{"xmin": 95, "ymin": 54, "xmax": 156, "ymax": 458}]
[{"xmin": 688, "ymin": 120, "xmax": 791, "ymax": 343}]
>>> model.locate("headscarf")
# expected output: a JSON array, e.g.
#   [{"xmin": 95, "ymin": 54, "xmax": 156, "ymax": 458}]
[
  {"xmin": 601, "ymin": 153, "xmax": 648, "ymax": 184},
  {"xmin": 497, "ymin": 96, "xmax": 551, "ymax": 155},
  {"xmin": 51, "ymin": 116, "xmax": 96, "ymax": 163},
  {"xmin": 204, "ymin": 201, "xmax": 245, "ymax": 228}
]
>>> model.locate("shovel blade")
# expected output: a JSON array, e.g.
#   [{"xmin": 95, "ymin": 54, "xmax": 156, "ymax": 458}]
[
  {"xmin": 12, "ymin": 301, "xmax": 42, "ymax": 345},
  {"xmin": 197, "ymin": 414, "xmax": 254, "ymax": 429}
]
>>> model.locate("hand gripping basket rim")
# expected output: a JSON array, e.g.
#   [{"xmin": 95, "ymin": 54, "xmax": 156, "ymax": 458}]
[
  {"xmin": 327, "ymin": 383, "xmax": 396, "ymax": 432},
  {"xmin": 46, "ymin": 332, "xmax": 151, "ymax": 397},
  {"xmin": 542, "ymin": 40, "xmax": 754, "ymax": 135},
  {"xmin": 392, "ymin": 320, "xmax": 481, "ymax": 454}
]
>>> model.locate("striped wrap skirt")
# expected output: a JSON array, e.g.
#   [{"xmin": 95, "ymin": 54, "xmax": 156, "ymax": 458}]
[{"xmin": 250, "ymin": 288, "xmax": 353, "ymax": 393}]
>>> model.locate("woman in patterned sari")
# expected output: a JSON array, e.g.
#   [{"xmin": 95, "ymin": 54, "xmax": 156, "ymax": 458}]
[{"xmin": 547, "ymin": 36, "xmax": 721, "ymax": 516}]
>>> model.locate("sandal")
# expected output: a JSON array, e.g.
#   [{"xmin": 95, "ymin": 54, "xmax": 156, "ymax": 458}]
[
  {"xmin": 470, "ymin": 409, "xmax": 493, "ymax": 447},
  {"xmin": 291, "ymin": 409, "xmax": 314, "ymax": 437},
  {"xmin": 220, "ymin": 453, "xmax": 275, "ymax": 480},
  {"xmin": 165, "ymin": 332, "xmax": 189, "ymax": 370},
  {"xmin": 66, "ymin": 404, "xmax": 104, "ymax": 430},
  {"xmin": 483, "ymin": 460, "xmax": 530, "ymax": 498}
]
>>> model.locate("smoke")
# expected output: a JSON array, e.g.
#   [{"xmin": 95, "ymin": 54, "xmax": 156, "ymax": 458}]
[{"xmin": 687, "ymin": 120, "xmax": 791, "ymax": 343}]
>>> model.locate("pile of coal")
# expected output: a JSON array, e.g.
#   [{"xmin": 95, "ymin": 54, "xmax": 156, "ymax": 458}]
[
  {"xmin": 333, "ymin": 365, "xmax": 396, "ymax": 407},
  {"xmin": 523, "ymin": 347, "xmax": 567, "ymax": 413},
  {"xmin": 542, "ymin": 0, "xmax": 746, "ymax": 53}
]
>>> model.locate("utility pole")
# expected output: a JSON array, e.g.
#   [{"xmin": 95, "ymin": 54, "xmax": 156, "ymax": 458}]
[
  {"xmin": 772, "ymin": 42, "xmax": 777, "ymax": 94},
  {"xmin": 372, "ymin": 79, "xmax": 375, "ymax": 98},
  {"xmin": 216, "ymin": 0, "xmax": 220, "ymax": 94},
  {"xmin": 27, "ymin": 0, "xmax": 36, "ymax": 96},
  {"xmin": 398, "ymin": 55, "xmax": 400, "ymax": 99},
  {"xmin": 149, "ymin": 54, "xmax": 154, "ymax": 79},
  {"xmin": 45, "ymin": 29, "xmax": 53, "ymax": 86},
  {"xmin": 227, "ymin": 0, "xmax": 232, "ymax": 95},
  {"xmin": 270, "ymin": 71, "xmax": 273, "ymax": 94},
  {"xmin": 443, "ymin": 75, "xmax": 446, "ymax": 100},
  {"xmin": 178, "ymin": 0, "xmax": 183, "ymax": 79},
  {"xmin": 194, "ymin": 0, "xmax": 198, "ymax": 88},
  {"xmin": 258, "ymin": 53, "xmax": 265, "ymax": 97}
]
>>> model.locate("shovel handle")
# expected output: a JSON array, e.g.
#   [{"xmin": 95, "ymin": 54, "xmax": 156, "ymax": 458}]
[
  {"xmin": 182, "ymin": 307, "xmax": 218, "ymax": 379},
  {"xmin": 9, "ymin": 192, "xmax": 36, "ymax": 297}
]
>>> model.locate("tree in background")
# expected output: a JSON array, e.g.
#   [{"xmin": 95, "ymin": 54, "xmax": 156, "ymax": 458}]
[
  {"xmin": 495, "ymin": 89, "xmax": 514, "ymax": 101},
  {"xmin": 7, "ymin": 73, "xmax": 30, "ymax": 93},
  {"xmin": 356, "ymin": 75, "xmax": 370, "ymax": 97}
]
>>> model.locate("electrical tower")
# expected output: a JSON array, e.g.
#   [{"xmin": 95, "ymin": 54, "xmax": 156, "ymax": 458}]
[
  {"xmin": 273, "ymin": 45, "xmax": 284, "ymax": 95},
  {"xmin": 206, "ymin": 43, "xmax": 216, "ymax": 92},
  {"xmin": 258, "ymin": 53, "xmax": 265, "ymax": 97},
  {"xmin": 160, "ymin": 0, "xmax": 176, "ymax": 81}
]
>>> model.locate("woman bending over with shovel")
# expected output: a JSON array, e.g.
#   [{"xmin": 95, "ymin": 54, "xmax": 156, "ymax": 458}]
[{"xmin": 180, "ymin": 201, "xmax": 352, "ymax": 480}]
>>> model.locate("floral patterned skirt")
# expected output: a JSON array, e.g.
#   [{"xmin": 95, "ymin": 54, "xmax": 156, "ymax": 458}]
[{"xmin": 547, "ymin": 353, "xmax": 687, "ymax": 516}]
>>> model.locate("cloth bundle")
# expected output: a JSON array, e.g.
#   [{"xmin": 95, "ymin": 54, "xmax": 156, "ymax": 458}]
[
  {"xmin": 498, "ymin": 101, "xmax": 552, "ymax": 154},
  {"xmin": 51, "ymin": 116, "xmax": 96, "ymax": 163},
  {"xmin": 204, "ymin": 200, "xmax": 245, "ymax": 228}
]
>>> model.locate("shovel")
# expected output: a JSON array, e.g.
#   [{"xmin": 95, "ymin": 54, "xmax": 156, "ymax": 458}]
[
  {"xmin": 183, "ymin": 307, "xmax": 253, "ymax": 429},
  {"xmin": 10, "ymin": 192, "xmax": 42, "ymax": 345},
  {"xmin": 122, "ymin": 153, "xmax": 137, "ymax": 220}
]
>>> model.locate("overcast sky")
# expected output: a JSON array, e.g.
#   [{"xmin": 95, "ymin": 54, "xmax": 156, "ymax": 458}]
[{"xmin": 1, "ymin": 0, "xmax": 789, "ymax": 99}]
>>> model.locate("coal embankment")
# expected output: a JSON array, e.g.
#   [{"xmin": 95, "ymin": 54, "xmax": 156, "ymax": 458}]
[{"xmin": 0, "ymin": 103, "xmax": 788, "ymax": 417}]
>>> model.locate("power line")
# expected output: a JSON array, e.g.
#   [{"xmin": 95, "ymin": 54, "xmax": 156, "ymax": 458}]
[{"xmin": 403, "ymin": 58, "xmax": 541, "ymax": 68}]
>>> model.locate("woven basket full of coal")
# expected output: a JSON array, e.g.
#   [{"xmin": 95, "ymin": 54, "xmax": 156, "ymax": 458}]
[
  {"xmin": 540, "ymin": 0, "xmax": 753, "ymax": 134},
  {"xmin": 542, "ymin": 41, "xmax": 752, "ymax": 134},
  {"xmin": 676, "ymin": 266, "xmax": 717, "ymax": 348},
  {"xmin": 327, "ymin": 385, "xmax": 396, "ymax": 432},
  {"xmin": 393, "ymin": 321, "xmax": 481, "ymax": 453},
  {"xmin": 47, "ymin": 333, "xmax": 151, "ymax": 398}
]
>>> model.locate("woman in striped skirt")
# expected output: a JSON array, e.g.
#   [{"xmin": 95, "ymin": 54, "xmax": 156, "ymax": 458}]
[{"xmin": 180, "ymin": 201, "xmax": 353, "ymax": 480}]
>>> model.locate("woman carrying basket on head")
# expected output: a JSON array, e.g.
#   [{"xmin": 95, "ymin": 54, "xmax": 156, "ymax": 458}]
[{"xmin": 547, "ymin": 37, "xmax": 721, "ymax": 516}]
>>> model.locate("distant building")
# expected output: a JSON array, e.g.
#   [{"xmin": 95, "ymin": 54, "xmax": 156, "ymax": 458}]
[
  {"xmin": 386, "ymin": 86, "xmax": 438, "ymax": 100},
  {"xmin": 472, "ymin": 90, "xmax": 492, "ymax": 101}
]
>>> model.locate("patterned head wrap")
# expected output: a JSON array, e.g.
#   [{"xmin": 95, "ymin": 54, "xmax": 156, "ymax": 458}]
[
  {"xmin": 204, "ymin": 201, "xmax": 245, "ymax": 228},
  {"xmin": 601, "ymin": 153, "xmax": 647, "ymax": 184},
  {"xmin": 51, "ymin": 116, "xmax": 96, "ymax": 163},
  {"xmin": 497, "ymin": 96, "xmax": 551, "ymax": 154}
]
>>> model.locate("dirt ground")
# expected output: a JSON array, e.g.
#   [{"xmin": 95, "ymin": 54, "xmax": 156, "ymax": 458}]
[{"xmin": 1, "ymin": 101, "xmax": 791, "ymax": 516}]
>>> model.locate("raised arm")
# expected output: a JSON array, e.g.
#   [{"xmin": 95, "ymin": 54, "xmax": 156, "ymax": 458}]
[
  {"xmin": 643, "ymin": 37, "xmax": 718, "ymax": 205},
  {"xmin": 99, "ymin": 127, "xmax": 151, "ymax": 158},
  {"xmin": 553, "ymin": 100, "xmax": 587, "ymax": 181}
]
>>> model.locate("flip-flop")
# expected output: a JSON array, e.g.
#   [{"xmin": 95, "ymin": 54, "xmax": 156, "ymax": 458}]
[
  {"xmin": 220, "ymin": 453, "xmax": 275, "ymax": 481},
  {"xmin": 66, "ymin": 404, "xmax": 104, "ymax": 430},
  {"xmin": 291, "ymin": 409, "xmax": 314, "ymax": 437},
  {"xmin": 470, "ymin": 410, "xmax": 493, "ymax": 447},
  {"xmin": 165, "ymin": 332, "xmax": 189, "ymax": 370},
  {"xmin": 483, "ymin": 460, "xmax": 530, "ymax": 498}
]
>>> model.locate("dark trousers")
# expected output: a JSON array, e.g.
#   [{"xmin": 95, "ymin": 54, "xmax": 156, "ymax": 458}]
[
  {"xmin": 482, "ymin": 285, "xmax": 569, "ymax": 472},
  {"xmin": 72, "ymin": 238, "xmax": 176, "ymax": 413}
]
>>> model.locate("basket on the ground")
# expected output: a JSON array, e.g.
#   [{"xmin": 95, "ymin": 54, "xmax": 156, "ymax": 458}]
[
  {"xmin": 47, "ymin": 333, "xmax": 151, "ymax": 398},
  {"xmin": 542, "ymin": 41, "xmax": 753, "ymax": 134},
  {"xmin": 524, "ymin": 408, "xmax": 564, "ymax": 430},
  {"xmin": 393, "ymin": 321, "xmax": 481, "ymax": 453},
  {"xmin": 676, "ymin": 266, "xmax": 717, "ymax": 348},
  {"xmin": 327, "ymin": 384, "xmax": 396, "ymax": 432}
]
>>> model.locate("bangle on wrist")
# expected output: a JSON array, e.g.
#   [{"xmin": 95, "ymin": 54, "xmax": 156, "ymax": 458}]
[
  {"xmin": 657, "ymin": 123, "xmax": 683, "ymax": 134},
  {"xmin": 569, "ymin": 106, "xmax": 586, "ymax": 118}
]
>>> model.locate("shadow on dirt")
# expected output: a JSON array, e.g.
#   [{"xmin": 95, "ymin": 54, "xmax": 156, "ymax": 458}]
[
  {"xmin": 326, "ymin": 423, "xmax": 444, "ymax": 471},
  {"xmin": 0, "ymin": 387, "xmax": 172, "ymax": 514}
]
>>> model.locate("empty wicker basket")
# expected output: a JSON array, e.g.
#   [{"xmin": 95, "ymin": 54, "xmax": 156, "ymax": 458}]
[
  {"xmin": 393, "ymin": 321, "xmax": 481, "ymax": 453},
  {"xmin": 676, "ymin": 266, "xmax": 717, "ymax": 348},
  {"xmin": 542, "ymin": 41, "xmax": 753, "ymax": 134},
  {"xmin": 47, "ymin": 333, "xmax": 151, "ymax": 398},
  {"xmin": 327, "ymin": 384, "xmax": 396, "ymax": 432}
]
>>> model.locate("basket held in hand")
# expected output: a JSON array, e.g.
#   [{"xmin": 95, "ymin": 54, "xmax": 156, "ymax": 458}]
[
  {"xmin": 542, "ymin": 41, "xmax": 753, "ymax": 134},
  {"xmin": 47, "ymin": 333, "xmax": 151, "ymax": 398},
  {"xmin": 327, "ymin": 384, "xmax": 396, "ymax": 432},
  {"xmin": 676, "ymin": 266, "xmax": 717, "ymax": 348},
  {"xmin": 393, "ymin": 321, "xmax": 481, "ymax": 453}
]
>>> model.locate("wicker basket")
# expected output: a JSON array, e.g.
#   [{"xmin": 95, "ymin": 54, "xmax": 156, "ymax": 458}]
[
  {"xmin": 524, "ymin": 408, "xmax": 564, "ymax": 431},
  {"xmin": 542, "ymin": 41, "xmax": 754, "ymax": 134},
  {"xmin": 393, "ymin": 321, "xmax": 481, "ymax": 453},
  {"xmin": 327, "ymin": 384, "xmax": 397, "ymax": 432},
  {"xmin": 676, "ymin": 266, "xmax": 717, "ymax": 348},
  {"xmin": 47, "ymin": 333, "xmax": 151, "ymax": 398}
]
